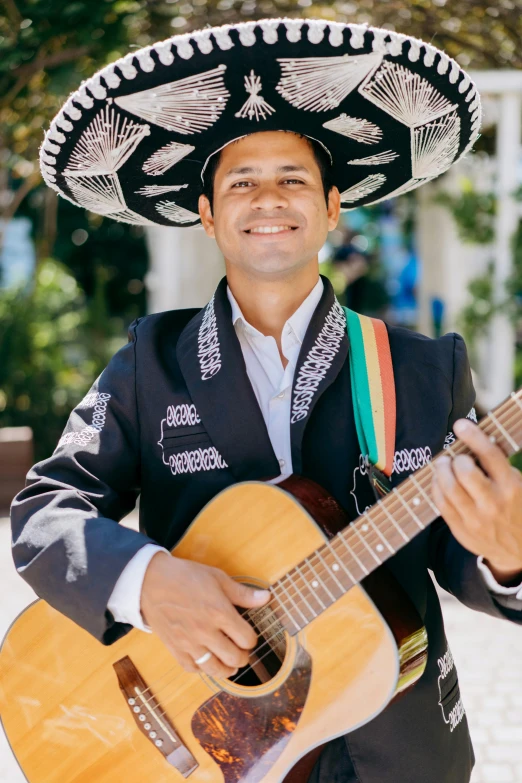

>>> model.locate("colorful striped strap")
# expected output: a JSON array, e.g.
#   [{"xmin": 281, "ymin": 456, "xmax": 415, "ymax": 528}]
[{"xmin": 343, "ymin": 307, "xmax": 396, "ymax": 479}]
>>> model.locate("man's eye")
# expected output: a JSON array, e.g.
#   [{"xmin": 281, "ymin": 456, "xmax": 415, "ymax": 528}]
[
  {"xmin": 283, "ymin": 179, "xmax": 305, "ymax": 184},
  {"xmin": 232, "ymin": 181, "xmax": 252, "ymax": 188}
]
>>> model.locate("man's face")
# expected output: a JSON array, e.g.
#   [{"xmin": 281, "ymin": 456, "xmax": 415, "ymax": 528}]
[{"xmin": 198, "ymin": 131, "xmax": 340, "ymax": 280}]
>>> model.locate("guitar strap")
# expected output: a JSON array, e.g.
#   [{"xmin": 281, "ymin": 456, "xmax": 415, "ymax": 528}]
[{"xmin": 343, "ymin": 307, "xmax": 396, "ymax": 498}]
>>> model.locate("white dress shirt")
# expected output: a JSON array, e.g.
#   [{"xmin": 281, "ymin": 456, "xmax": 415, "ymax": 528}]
[{"xmin": 107, "ymin": 278, "xmax": 522, "ymax": 631}]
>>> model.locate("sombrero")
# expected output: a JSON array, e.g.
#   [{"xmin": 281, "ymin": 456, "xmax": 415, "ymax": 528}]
[{"xmin": 39, "ymin": 17, "xmax": 482, "ymax": 228}]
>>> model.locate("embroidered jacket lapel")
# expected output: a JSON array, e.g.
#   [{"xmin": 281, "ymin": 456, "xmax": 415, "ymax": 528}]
[
  {"xmin": 176, "ymin": 277, "xmax": 281, "ymax": 482},
  {"xmin": 290, "ymin": 276, "xmax": 349, "ymax": 475}
]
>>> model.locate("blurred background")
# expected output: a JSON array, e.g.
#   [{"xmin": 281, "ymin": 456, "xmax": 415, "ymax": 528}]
[{"xmin": 0, "ymin": 3, "xmax": 521, "ymax": 782}]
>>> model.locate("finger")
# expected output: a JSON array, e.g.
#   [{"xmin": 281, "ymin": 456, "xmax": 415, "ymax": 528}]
[
  {"xmin": 203, "ymin": 630, "xmax": 251, "ymax": 669},
  {"xmin": 451, "ymin": 453, "xmax": 496, "ymax": 513},
  {"xmin": 431, "ymin": 471, "xmax": 463, "ymax": 529},
  {"xmin": 433, "ymin": 456, "xmax": 476, "ymax": 521},
  {"xmin": 453, "ymin": 418, "xmax": 513, "ymax": 484},
  {"xmin": 221, "ymin": 576, "xmax": 271, "ymax": 609},
  {"xmin": 176, "ymin": 651, "xmax": 199, "ymax": 674},
  {"xmin": 194, "ymin": 650, "xmax": 238, "ymax": 680}
]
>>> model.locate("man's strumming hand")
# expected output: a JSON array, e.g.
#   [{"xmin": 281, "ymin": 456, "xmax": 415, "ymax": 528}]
[
  {"xmin": 431, "ymin": 418, "xmax": 522, "ymax": 584},
  {"xmin": 140, "ymin": 552, "xmax": 270, "ymax": 679}
]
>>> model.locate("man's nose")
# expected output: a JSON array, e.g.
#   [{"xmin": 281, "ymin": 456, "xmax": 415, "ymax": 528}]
[{"xmin": 250, "ymin": 184, "xmax": 289, "ymax": 210}]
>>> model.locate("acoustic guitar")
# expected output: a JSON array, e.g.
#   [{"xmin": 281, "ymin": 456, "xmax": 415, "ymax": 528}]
[{"xmin": 1, "ymin": 389, "xmax": 521, "ymax": 783}]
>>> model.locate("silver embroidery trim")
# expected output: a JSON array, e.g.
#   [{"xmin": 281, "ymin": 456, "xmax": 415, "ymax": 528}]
[
  {"xmin": 166, "ymin": 403, "xmax": 201, "ymax": 427},
  {"xmin": 276, "ymin": 52, "xmax": 383, "ymax": 112},
  {"xmin": 155, "ymin": 200, "xmax": 200, "ymax": 224},
  {"xmin": 114, "ymin": 65, "xmax": 230, "ymax": 135},
  {"xmin": 57, "ymin": 393, "xmax": 111, "ymax": 448},
  {"xmin": 142, "ymin": 141, "xmax": 195, "ymax": 176},
  {"xmin": 291, "ymin": 300, "xmax": 346, "ymax": 424},
  {"xmin": 235, "ymin": 70, "xmax": 275, "ymax": 121},
  {"xmin": 164, "ymin": 446, "xmax": 228, "ymax": 476},
  {"xmin": 198, "ymin": 296, "xmax": 222, "ymax": 380},
  {"xmin": 443, "ymin": 407, "xmax": 478, "ymax": 449},
  {"xmin": 392, "ymin": 446, "xmax": 432, "ymax": 474}
]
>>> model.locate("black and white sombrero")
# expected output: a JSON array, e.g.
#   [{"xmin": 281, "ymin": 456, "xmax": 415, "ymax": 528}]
[{"xmin": 39, "ymin": 17, "xmax": 482, "ymax": 228}]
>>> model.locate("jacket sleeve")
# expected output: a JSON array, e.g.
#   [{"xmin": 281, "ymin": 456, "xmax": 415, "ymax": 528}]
[
  {"xmin": 10, "ymin": 319, "xmax": 158, "ymax": 645},
  {"xmin": 427, "ymin": 332, "xmax": 522, "ymax": 625}
]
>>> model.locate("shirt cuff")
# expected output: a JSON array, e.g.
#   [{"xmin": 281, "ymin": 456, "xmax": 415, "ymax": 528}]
[
  {"xmin": 107, "ymin": 543, "xmax": 170, "ymax": 632},
  {"xmin": 477, "ymin": 555, "xmax": 522, "ymax": 600}
]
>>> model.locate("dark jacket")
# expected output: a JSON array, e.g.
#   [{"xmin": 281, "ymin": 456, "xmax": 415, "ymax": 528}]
[{"xmin": 11, "ymin": 275, "xmax": 522, "ymax": 783}]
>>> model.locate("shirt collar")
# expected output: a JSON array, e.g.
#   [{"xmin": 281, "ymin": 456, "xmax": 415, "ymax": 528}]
[{"xmin": 227, "ymin": 277, "xmax": 324, "ymax": 345}]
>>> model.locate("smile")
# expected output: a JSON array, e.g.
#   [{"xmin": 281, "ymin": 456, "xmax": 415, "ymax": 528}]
[{"xmin": 244, "ymin": 226, "xmax": 298, "ymax": 234}]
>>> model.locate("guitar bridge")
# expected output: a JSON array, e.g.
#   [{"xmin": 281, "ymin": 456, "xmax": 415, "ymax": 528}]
[{"xmin": 113, "ymin": 655, "xmax": 198, "ymax": 777}]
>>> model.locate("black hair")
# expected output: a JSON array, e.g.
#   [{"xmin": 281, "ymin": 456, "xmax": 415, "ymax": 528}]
[{"xmin": 201, "ymin": 133, "xmax": 334, "ymax": 213}]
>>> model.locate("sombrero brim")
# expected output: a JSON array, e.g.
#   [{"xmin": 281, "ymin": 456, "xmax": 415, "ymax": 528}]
[{"xmin": 39, "ymin": 18, "xmax": 482, "ymax": 227}]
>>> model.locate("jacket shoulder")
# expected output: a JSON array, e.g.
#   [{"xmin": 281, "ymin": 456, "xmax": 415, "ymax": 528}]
[
  {"xmin": 384, "ymin": 322, "xmax": 463, "ymax": 386},
  {"xmin": 129, "ymin": 307, "xmax": 201, "ymax": 343}
]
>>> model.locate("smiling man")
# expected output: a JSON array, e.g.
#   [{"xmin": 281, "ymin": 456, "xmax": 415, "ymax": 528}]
[{"xmin": 11, "ymin": 17, "xmax": 522, "ymax": 783}]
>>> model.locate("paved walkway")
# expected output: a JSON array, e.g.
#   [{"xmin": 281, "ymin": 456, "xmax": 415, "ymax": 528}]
[{"xmin": 1, "ymin": 516, "xmax": 521, "ymax": 782}]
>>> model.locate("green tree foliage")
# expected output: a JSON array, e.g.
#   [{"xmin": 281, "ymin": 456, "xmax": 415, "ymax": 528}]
[{"xmin": 0, "ymin": 258, "xmax": 119, "ymax": 459}]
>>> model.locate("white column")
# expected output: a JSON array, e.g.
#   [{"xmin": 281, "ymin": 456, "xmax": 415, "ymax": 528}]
[
  {"xmin": 144, "ymin": 226, "xmax": 225, "ymax": 313},
  {"xmin": 488, "ymin": 91, "xmax": 521, "ymax": 407},
  {"xmin": 416, "ymin": 171, "xmax": 491, "ymax": 340}
]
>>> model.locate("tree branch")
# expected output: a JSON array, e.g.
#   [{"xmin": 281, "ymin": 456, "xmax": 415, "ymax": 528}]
[
  {"xmin": 2, "ymin": 45, "xmax": 92, "ymax": 107},
  {"xmin": 3, "ymin": 0, "xmax": 22, "ymax": 27}
]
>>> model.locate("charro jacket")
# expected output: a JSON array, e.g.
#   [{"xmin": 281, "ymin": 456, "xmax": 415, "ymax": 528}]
[{"xmin": 11, "ymin": 275, "xmax": 522, "ymax": 783}]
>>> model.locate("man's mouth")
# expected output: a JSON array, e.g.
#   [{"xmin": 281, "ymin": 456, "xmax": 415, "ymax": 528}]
[{"xmin": 244, "ymin": 225, "xmax": 298, "ymax": 234}]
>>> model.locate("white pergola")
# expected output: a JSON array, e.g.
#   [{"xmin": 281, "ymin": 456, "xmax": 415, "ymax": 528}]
[
  {"xmin": 473, "ymin": 71, "xmax": 522, "ymax": 407},
  {"xmin": 418, "ymin": 71, "xmax": 521, "ymax": 410}
]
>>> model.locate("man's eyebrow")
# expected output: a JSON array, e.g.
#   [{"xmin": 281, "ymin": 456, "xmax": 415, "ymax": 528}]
[{"xmin": 222, "ymin": 164, "xmax": 310, "ymax": 177}]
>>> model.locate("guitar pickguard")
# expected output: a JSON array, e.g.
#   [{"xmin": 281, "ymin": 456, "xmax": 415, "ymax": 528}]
[{"xmin": 191, "ymin": 645, "xmax": 312, "ymax": 783}]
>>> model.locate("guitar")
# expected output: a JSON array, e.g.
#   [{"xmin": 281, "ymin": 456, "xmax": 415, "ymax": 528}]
[{"xmin": 1, "ymin": 388, "xmax": 521, "ymax": 783}]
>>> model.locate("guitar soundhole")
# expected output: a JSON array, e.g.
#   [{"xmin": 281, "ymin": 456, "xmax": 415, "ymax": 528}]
[{"xmin": 229, "ymin": 602, "xmax": 287, "ymax": 686}]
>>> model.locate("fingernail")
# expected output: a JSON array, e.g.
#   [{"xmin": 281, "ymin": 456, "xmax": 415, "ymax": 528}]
[
  {"xmin": 454, "ymin": 419, "xmax": 469, "ymax": 435},
  {"xmin": 254, "ymin": 589, "xmax": 270, "ymax": 599}
]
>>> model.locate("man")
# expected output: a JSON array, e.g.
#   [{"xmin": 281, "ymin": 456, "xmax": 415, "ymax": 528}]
[{"xmin": 13, "ymin": 17, "xmax": 522, "ymax": 783}]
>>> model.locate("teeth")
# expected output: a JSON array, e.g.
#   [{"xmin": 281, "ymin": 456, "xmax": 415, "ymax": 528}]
[{"xmin": 249, "ymin": 226, "xmax": 293, "ymax": 234}]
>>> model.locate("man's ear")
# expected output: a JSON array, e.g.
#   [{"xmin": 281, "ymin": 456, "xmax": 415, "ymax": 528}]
[
  {"xmin": 198, "ymin": 194, "xmax": 215, "ymax": 238},
  {"xmin": 327, "ymin": 186, "xmax": 341, "ymax": 231}
]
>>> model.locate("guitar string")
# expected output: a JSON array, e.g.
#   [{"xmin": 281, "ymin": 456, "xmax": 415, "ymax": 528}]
[
  {"xmin": 133, "ymin": 396, "xmax": 522, "ymax": 717},
  {"xmin": 154, "ymin": 397, "xmax": 522, "ymax": 725},
  {"xmin": 133, "ymin": 397, "xmax": 522, "ymax": 712},
  {"xmin": 143, "ymin": 413, "xmax": 522, "ymax": 730},
  {"xmin": 136, "ymin": 401, "xmax": 522, "ymax": 720}
]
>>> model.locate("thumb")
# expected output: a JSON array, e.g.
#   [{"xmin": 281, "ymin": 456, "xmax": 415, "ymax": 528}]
[{"xmin": 222, "ymin": 577, "xmax": 271, "ymax": 609}]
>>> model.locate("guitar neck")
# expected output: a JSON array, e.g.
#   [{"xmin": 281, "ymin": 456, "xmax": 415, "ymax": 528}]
[{"xmin": 270, "ymin": 389, "xmax": 522, "ymax": 635}]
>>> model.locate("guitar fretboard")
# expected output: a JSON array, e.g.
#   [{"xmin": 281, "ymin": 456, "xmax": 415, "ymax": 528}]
[{"xmin": 268, "ymin": 389, "xmax": 522, "ymax": 635}]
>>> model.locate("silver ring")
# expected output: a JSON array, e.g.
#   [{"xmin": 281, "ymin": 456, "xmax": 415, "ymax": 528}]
[{"xmin": 194, "ymin": 651, "xmax": 212, "ymax": 666}]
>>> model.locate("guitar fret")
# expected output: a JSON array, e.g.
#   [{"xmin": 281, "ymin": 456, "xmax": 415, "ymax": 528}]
[
  {"xmin": 379, "ymin": 499, "xmax": 410, "ymax": 542},
  {"xmin": 305, "ymin": 557, "xmax": 336, "ymax": 602},
  {"xmin": 272, "ymin": 590, "xmax": 301, "ymax": 633},
  {"xmin": 286, "ymin": 569, "xmax": 318, "ymax": 619},
  {"xmin": 294, "ymin": 563, "xmax": 324, "ymax": 613},
  {"xmin": 409, "ymin": 473, "xmax": 439, "ymax": 516},
  {"xmin": 488, "ymin": 411, "xmax": 519, "ymax": 452},
  {"xmin": 337, "ymin": 530, "xmax": 370, "ymax": 575},
  {"xmin": 351, "ymin": 522, "xmax": 382, "ymax": 565},
  {"xmin": 365, "ymin": 510, "xmax": 396, "ymax": 555},
  {"xmin": 395, "ymin": 490, "xmax": 424, "ymax": 530},
  {"xmin": 329, "ymin": 539, "xmax": 358, "ymax": 583},
  {"xmin": 315, "ymin": 548, "xmax": 345, "ymax": 593},
  {"xmin": 277, "ymin": 574, "xmax": 309, "ymax": 627},
  {"xmin": 511, "ymin": 391, "xmax": 522, "ymax": 412}
]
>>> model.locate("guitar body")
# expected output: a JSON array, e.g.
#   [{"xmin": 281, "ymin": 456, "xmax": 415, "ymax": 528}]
[{"xmin": 0, "ymin": 481, "xmax": 427, "ymax": 783}]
